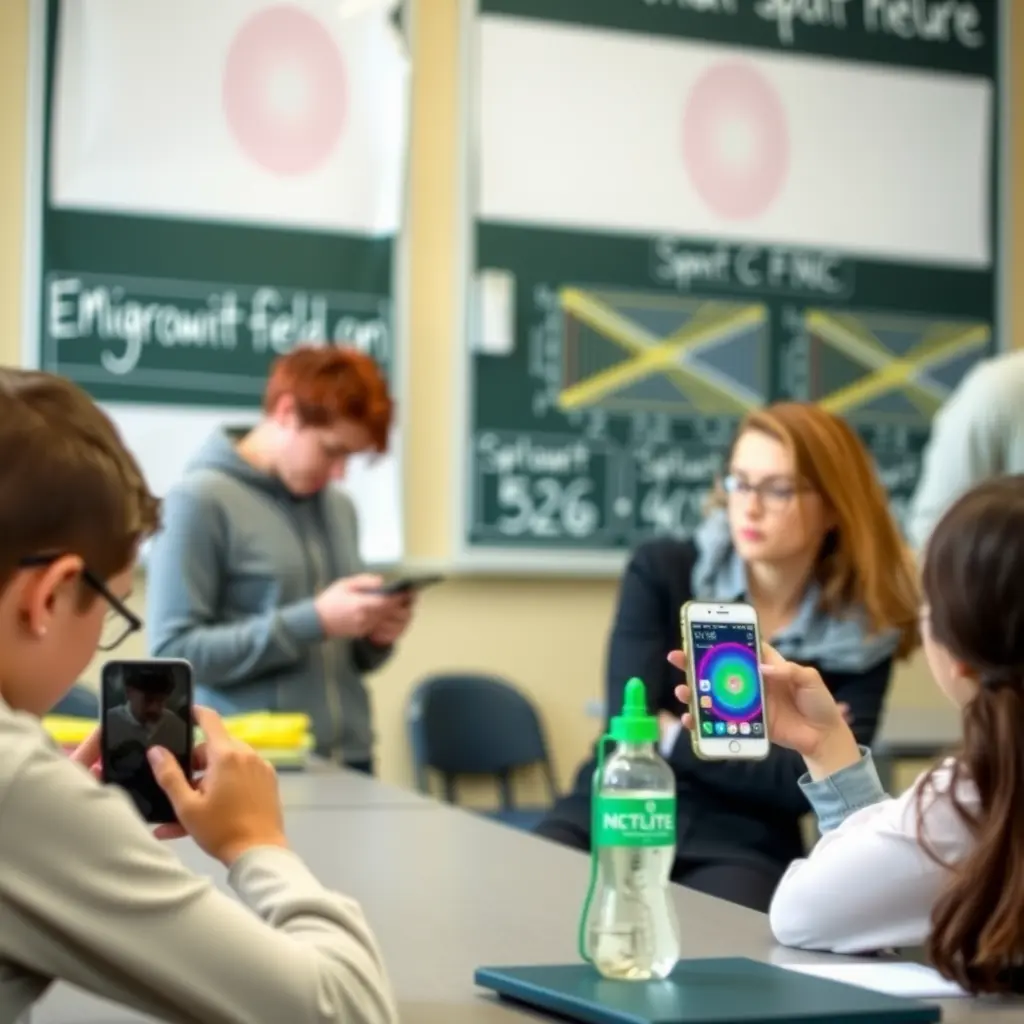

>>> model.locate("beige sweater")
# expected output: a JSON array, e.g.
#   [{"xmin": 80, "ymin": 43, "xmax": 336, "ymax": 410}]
[{"xmin": 0, "ymin": 699, "xmax": 398, "ymax": 1024}]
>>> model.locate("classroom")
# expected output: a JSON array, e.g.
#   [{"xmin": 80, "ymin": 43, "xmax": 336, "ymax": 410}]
[{"xmin": 0, "ymin": 1, "xmax": 1022, "ymax": 1022}]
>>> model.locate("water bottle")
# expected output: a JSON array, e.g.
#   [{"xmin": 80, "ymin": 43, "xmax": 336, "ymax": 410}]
[{"xmin": 579, "ymin": 677, "xmax": 680, "ymax": 980}]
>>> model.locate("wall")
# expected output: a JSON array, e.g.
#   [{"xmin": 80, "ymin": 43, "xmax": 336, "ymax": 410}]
[{"xmin": 1, "ymin": 1, "xmax": 1021, "ymax": 798}]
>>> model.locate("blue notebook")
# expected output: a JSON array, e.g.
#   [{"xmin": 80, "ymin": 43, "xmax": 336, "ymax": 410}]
[{"xmin": 474, "ymin": 958, "xmax": 943, "ymax": 1024}]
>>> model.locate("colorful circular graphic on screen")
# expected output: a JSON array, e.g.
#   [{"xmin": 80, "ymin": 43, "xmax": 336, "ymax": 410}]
[{"xmin": 697, "ymin": 642, "xmax": 762, "ymax": 722}]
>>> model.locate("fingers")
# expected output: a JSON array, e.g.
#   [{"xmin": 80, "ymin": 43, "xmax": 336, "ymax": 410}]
[
  {"xmin": 153, "ymin": 823, "xmax": 188, "ymax": 841},
  {"xmin": 192, "ymin": 742, "xmax": 209, "ymax": 772},
  {"xmin": 666, "ymin": 650, "xmax": 686, "ymax": 672},
  {"xmin": 69, "ymin": 727, "xmax": 102, "ymax": 768},
  {"xmin": 192, "ymin": 706, "xmax": 230, "ymax": 744},
  {"xmin": 760, "ymin": 659, "xmax": 818, "ymax": 685},
  {"xmin": 760, "ymin": 643, "xmax": 786, "ymax": 666},
  {"xmin": 379, "ymin": 595, "xmax": 411, "ymax": 618},
  {"xmin": 674, "ymin": 683, "xmax": 692, "ymax": 705},
  {"xmin": 148, "ymin": 747, "xmax": 197, "ymax": 811},
  {"xmin": 681, "ymin": 712, "xmax": 694, "ymax": 732},
  {"xmin": 346, "ymin": 573, "xmax": 384, "ymax": 592},
  {"xmin": 760, "ymin": 660, "xmax": 805, "ymax": 680}
]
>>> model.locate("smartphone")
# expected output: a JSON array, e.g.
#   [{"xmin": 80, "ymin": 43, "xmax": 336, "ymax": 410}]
[
  {"xmin": 375, "ymin": 573, "xmax": 445, "ymax": 596},
  {"xmin": 680, "ymin": 601, "xmax": 769, "ymax": 760},
  {"xmin": 100, "ymin": 659, "xmax": 193, "ymax": 824}
]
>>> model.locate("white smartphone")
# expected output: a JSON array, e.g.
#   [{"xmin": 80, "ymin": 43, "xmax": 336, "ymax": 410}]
[{"xmin": 681, "ymin": 600, "xmax": 769, "ymax": 761}]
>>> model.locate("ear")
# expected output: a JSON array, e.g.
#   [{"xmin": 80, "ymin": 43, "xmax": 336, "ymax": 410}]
[
  {"xmin": 268, "ymin": 393, "xmax": 299, "ymax": 428},
  {"xmin": 950, "ymin": 658, "xmax": 980, "ymax": 687},
  {"xmin": 18, "ymin": 555, "xmax": 85, "ymax": 639}
]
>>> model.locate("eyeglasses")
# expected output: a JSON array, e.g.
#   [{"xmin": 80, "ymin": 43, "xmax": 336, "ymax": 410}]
[
  {"xmin": 18, "ymin": 554, "xmax": 142, "ymax": 651},
  {"xmin": 722, "ymin": 473, "xmax": 810, "ymax": 511}
]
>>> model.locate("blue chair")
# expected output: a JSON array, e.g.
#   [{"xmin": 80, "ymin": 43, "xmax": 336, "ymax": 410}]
[
  {"xmin": 51, "ymin": 683, "xmax": 99, "ymax": 718},
  {"xmin": 406, "ymin": 673, "xmax": 559, "ymax": 831}
]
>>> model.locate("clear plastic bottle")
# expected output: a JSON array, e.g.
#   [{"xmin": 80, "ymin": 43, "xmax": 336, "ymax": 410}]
[{"xmin": 579, "ymin": 677, "xmax": 680, "ymax": 981}]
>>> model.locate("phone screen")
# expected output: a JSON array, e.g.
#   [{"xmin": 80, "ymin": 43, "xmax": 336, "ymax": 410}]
[
  {"xmin": 101, "ymin": 660, "xmax": 193, "ymax": 824},
  {"xmin": 688, "ymin": 620, "xmax": 766, "ymax": 740}
]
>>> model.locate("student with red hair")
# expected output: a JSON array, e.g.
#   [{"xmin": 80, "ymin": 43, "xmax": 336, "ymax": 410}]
[{"xmin": 148, "ymin": 345, "xmax": 414, "ymax": 774}]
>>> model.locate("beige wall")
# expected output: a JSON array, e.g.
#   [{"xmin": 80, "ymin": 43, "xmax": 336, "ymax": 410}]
[{"xmin": 1, "ymin": 1, "xmax": 1021, "ymax": 797}]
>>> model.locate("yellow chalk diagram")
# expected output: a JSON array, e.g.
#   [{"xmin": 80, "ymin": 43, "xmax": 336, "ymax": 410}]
[
  {"xmin": 804, "ymin": 309, "xmax": 990, "ymax": 423},
  {"xmin": 557, "ymin": 288, "xmax": 769, "ymax": 415},
  {"xmin": 554, "ymin": 287, "xmax": 991, "ymax": 426}
]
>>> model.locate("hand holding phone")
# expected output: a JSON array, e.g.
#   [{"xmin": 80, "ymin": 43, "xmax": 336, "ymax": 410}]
[
  {"xmin": 678, "ymin": 601, "xmax": 769, "ymax": 761},
  {"xmin": 374, "ymin": 573, "xmax": 444, "ymax": 596},
  {"xmin": 668, "ymin": 636, "xmax": 856, "ymax": 768},
  {"xmin": 146, "ymin": 706, "xmax": 288, "ymax": 866},
  {"xmin": 314, "ymin": 573, "xmax": 391, "ymax": 638},
  {"xmin": 753, "ymin": 646, "xmax": 857, "ymax": 771}
]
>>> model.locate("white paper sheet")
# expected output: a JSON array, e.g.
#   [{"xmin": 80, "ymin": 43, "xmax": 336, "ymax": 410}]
[{"xmin": 784, "ymin": 961, "xmax": 969, "ymax": 999}]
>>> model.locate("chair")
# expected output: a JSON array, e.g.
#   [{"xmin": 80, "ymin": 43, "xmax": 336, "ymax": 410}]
[{"xmin": 406, "ymin": 673, "xmax": 559, "ymax": 831}]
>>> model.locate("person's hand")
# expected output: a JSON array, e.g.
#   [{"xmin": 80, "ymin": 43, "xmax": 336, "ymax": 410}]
[
  {"xmin": 667, "ymin": 644, "xmax": 862, "ymax": 779},
  {"xmin": 71, "ymin": 726, "xmax": 211, "ymax": 840},
  {"xmin": 147, "ymin": 707, "xmax": 288, "ymax": 866},
  {"xmin": 367, "ymin": 593, "xmax": 414, "ymax": 646},
  {"xmin": 314, "ymin": 573, "xmax": 391, "ymax": 639},
  {"xmin": 70, "ymin": 727, "xmax": 102, "ymax": 772}
]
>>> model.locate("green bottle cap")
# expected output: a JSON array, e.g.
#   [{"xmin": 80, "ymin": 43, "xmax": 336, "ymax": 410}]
[{"xmin": 609, "ymin": 677, "xmax": 659, "ymax": 744}]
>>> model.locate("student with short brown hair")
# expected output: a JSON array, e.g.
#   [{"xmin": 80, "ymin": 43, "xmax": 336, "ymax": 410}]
[
  {"xmin": 0, "ymin": 369, "xmax": 397, "ymax": 1023},
  {"xmin": 147, "ymin": 344, "xmax": 416, "ymax": 774},
  {"xmin": 536, "ymin": 402, "xmax": 919, "ymax": 912}
]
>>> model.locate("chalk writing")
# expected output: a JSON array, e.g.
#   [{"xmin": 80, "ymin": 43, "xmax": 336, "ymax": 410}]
[
  {"xmin": 753, "ymin": 0, "xmax": 984, "ymax": 49},
  {"xmin": 45, "ymin": 274, "xmax": 390, "ymax": 380},
  {"xmin": 651, "ymin": 239, "xmax": 853, "ymax": 299}
]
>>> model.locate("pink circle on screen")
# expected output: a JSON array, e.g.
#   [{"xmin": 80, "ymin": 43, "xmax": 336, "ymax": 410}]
[
  {"xmin": 682, "ymin": 61, "xmax": 789, "ymax": 220},
  {"xmin": 222, "ymin": 4, "xmax": 347, "ymax": 177}
]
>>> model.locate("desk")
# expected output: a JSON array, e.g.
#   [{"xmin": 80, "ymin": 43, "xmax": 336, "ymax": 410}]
[
  {"xmin": 32, "ymin": 792, "xmax": 1019, "ymax": 1024},
  {"xmin": 277, "ymin": 767, "xmax": 434, "ymax": 810},
  {"xmin": 873, "ymin": 706, "xmax": 962, "ymax": 791}
]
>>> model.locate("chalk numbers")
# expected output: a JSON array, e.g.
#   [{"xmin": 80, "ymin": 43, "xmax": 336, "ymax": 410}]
[
  {"xmin": 638, "ymin": 484, "xmax": 706, "ymax": 536},
  {"xmin": 496, "ymin": 475, "xmax": 600, "ymax": 539}
]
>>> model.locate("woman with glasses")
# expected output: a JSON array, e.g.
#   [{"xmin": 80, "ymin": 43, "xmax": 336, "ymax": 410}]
[{"xmin": 535, "ymin": 402, "xmax": 920, "ymax": 913}]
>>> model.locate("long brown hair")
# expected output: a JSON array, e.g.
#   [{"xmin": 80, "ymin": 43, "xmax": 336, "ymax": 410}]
[
  {"xmin": 710, "ymin": 403, "xmax": 919, "ymax": 656},
  {"xmin": 919, "ymin": 476, "xmax": 1024, "ymax": 993}
]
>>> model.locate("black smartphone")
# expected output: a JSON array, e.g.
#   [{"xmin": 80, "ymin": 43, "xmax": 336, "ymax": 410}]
[
  {"xmin": 375, "ymin": 573, "xmax": 445, "ymax": 596},
  {"xmin": 100, "ymin": 659, "xmax": 193, "ymax": 824}
]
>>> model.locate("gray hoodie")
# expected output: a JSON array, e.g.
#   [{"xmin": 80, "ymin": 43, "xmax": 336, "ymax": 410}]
[{"xmin": 146, "ymin": 429, "xmax": 392, "ymax": 764}]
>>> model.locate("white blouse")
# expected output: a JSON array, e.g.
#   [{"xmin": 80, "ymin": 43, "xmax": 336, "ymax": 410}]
[{"xmin": 769, "ymin": 751, "xmax": 976, "ymax": 954}]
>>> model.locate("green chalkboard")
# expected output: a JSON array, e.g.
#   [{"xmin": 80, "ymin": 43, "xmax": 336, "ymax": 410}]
[
  {"xmin": 458, "ymin": 0, "xmax": 1003, "ymax": 569},
  {"xmin": 35, "ymin": 0, "xmax": 400, "ymax": 405},
  {"xmin": 27, "ymin": 1, "xmax": 411, "ymax": 565}
]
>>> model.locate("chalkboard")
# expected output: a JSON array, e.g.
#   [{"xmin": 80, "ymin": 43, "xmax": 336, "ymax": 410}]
[
  {"xmin": 24, "ymin": 0, "xmax": 411, "ymax": 566},
  {"xmin": 456, "ymin": 0, "xmax": 1004, "ymax": 573}
]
